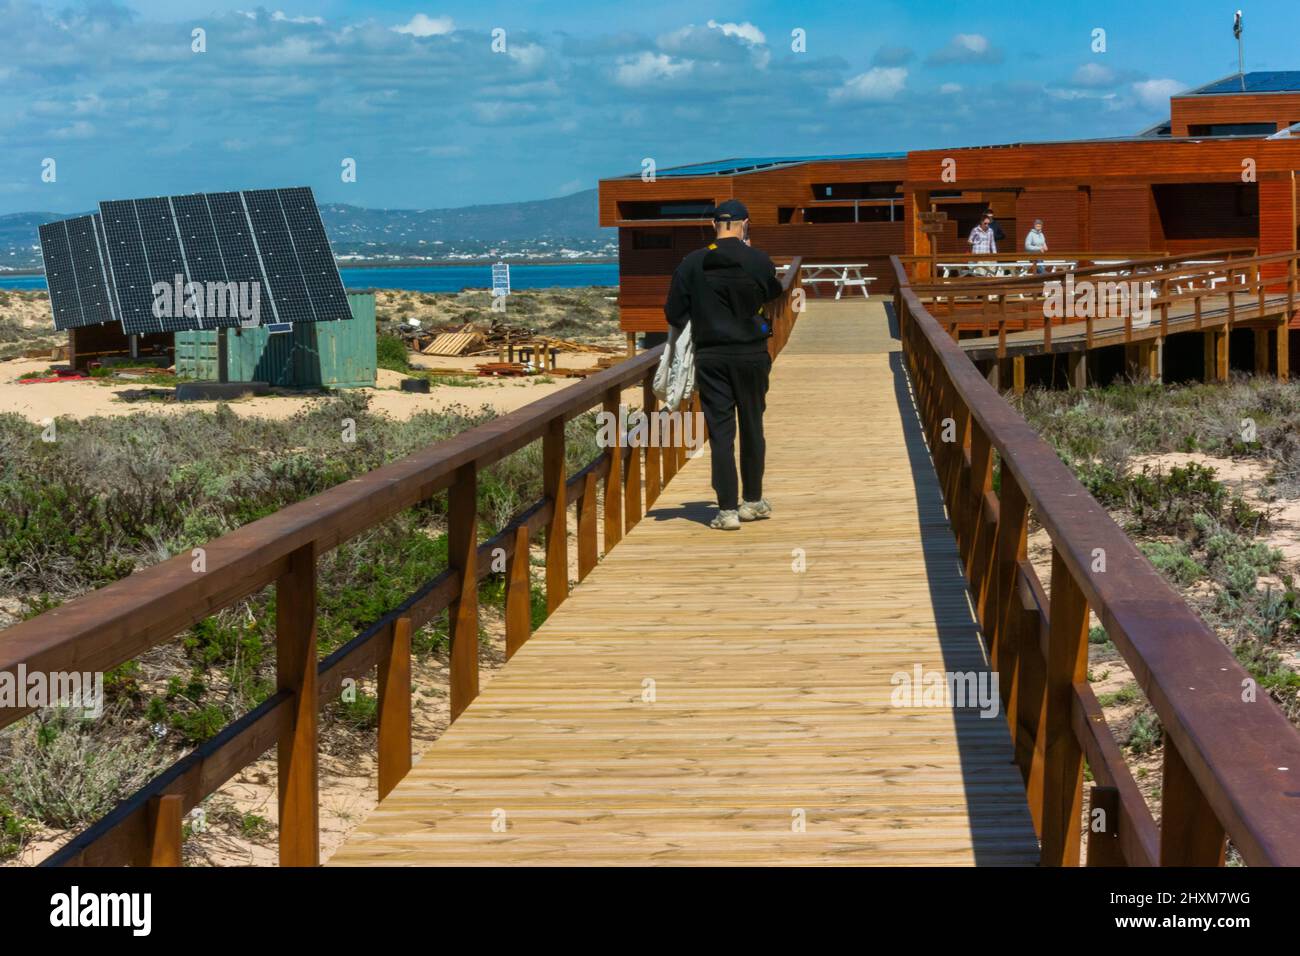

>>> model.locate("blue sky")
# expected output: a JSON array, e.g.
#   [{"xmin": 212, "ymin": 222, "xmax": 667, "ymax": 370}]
[{"xmin": 0, "ymin": 0, "xmax": 1293, "ymax": 214}]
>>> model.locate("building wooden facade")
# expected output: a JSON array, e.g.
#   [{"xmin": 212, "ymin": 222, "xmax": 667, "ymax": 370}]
[{"xmin": 599, "ymin": 72, "xmax": 1300, "ymax": 336}]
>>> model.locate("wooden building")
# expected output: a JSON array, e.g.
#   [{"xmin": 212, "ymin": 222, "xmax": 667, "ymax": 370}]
[{"xmin": 599, "ymin": 71, "xmax": 1300, "ymax": 338}]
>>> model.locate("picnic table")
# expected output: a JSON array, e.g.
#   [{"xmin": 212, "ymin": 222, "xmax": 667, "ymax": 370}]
[{"xmin": 799, "ymin": 263, "xmax": 877, "ymax": 299}]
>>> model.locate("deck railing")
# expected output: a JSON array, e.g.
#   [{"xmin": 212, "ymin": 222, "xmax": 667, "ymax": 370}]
[
  {"xmin": 892, "ymin": 253, "xmax": 1300, "ymax": 866},
  {"xmin": 0, "ymin": 262, "xmax": 803, "ymax": 867},
  {"xmin": 902, "ymin": 250, "xmax": 1297, "ymax": 364}
]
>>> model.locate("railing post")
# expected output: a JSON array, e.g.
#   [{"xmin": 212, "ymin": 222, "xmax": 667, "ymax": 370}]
[
  {"xmin": 624, "ymin": 431, "xmax": 642, "ymax": 532},
  {"xmin": 991, "ymin": 467, "xmax": 1028, "ymax": 687},
  {"xmin": 448, "ymin": 462, "xmax": 479, "ymax": 721},
  {"xmin": 965, "ymin": 424, "xmax": 995, "ymax": 627},
  {"xmin": 505, "ymin": 524, "xmax": 532, "ymax": 658},
  {"xmin": 602, "ymin": 388, "xmax": 623, "ymax": 551},
  {"xmin": 1086, "ymin": 785, "xmax": 1124, "ymax": 866},
  {"xmin": 377, "ymin": 616, "xmax": 412, "ymax": 799},
  {"xmin": 276, "ymin": 541, "xmax": 319, "ymax": 867},
  {"xmin": 642, "ymin": 378, "xmax": 662, "ymax": 508},
  {"xmin": 146, "ymin": 793, "xmax": 183, "ymax": 867},
  {"xmin": 543, "ymin": 417, "xmax": 568, "ymax": 612},
  {"xmin": 1160, "ymin": 739, "xmax": 1227, "ymax": 866},
  {"xmin": 575, "ymin": 471, "xmax": 598, "ymax": 582},
  {"xmin": 1040, "ymin": 547, "xmax": 1089, "ymax": 866}
]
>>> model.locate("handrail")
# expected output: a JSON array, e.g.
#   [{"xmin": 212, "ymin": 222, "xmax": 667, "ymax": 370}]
[
  {"xmin": 903, "ymin": 248, "xmax": 1259, "ymax": 292},
  {"xmin": 907, "ymin": 249, "xmax": 1299, "ymax": 368},
  {"xmin": 1, "ymin": 260, "xmax": 804, "ymax": 866},
  {"xmin": 891, "ymin": 253, "xmax": 1300, "ymax": 866}
]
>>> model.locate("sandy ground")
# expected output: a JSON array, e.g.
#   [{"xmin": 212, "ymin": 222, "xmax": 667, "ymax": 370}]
[{"xmin": 0, "ymin": 350, "xmax": 646, "ymax": 423}]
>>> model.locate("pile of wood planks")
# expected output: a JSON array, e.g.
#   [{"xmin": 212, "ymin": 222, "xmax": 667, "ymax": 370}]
[{"xmin": 422, "ymin": 330, "xmax": 486, "ymax": 356}]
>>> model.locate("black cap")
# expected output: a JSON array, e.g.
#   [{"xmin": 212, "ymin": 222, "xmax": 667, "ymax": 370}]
[{"xmin": 712, "ymin": 199, "xmax": 749, "ymax": 222}]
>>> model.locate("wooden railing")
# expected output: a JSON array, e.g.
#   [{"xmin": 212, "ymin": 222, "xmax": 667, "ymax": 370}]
[
  {"xmin": 907, "ymin": 250, "xmax": 1297, "ymax": 369},
  {"xmin": 895, "ymin": 248, "xmax": 1255, "ymax": 288},
  {"xmin": 1, "ymin": 262, "xmax": 803, "ymax": 867},
  {"xmin": 892, "ymin": 254, "xmax": 1300, "ymax": 866}
]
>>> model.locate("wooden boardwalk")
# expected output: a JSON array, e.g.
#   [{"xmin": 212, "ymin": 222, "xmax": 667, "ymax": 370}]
[{"xmin": 331, "ymin": 300, "xmax": 1039, "ymax": 866}]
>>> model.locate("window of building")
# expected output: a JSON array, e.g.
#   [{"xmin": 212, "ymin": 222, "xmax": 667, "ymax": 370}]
[
  {"xmin": 618, "ymin": 200, "xmax": 715, "ymax": 220},
  {"xmin": 810, "ymin": 181, "xmax": 902, "ymax": 201},
  {"xmin": 1186, "ymin": 122, "xmax": 1277, "ymax": 136}
]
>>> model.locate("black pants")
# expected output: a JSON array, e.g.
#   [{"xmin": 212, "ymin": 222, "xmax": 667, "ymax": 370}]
[{"xmin": 695, "ymin": 349, "xmax": 771, "ymax": 511}]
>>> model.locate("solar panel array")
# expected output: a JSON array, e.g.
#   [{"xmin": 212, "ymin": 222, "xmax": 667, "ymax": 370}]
[
  {"xmin": 38, "ymin": 214, "xmax": 118, "ymax": 330},
  {"xmin": 38, "ymin": 187, "xmax": 350, "ymax": 335}
]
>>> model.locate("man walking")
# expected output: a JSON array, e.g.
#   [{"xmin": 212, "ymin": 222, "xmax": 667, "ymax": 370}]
[{"xmin": 664, "ymin": 199, "xmax": 784, "ymax": 530}]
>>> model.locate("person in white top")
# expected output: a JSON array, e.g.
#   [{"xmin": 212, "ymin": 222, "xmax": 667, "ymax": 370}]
[{"xmin": 1025, "ymin": 219, "xmax": 1048, "ymax": 273}]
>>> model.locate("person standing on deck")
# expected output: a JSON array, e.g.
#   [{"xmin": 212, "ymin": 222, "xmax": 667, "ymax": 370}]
[
  {"xmin": 968, "ymin": 214, "xmax": 998, "ymax": 275},
  {"xmin": 664, "ymin": 199, "xmax": 785, "ymax": 531},
  {"xmin": 1025, "ymin": 219, "xmax": 1048, "ymax": 273},
  {"xmin": 985, "ymin": 207, "xmax": 1006, "ymax": 244}
]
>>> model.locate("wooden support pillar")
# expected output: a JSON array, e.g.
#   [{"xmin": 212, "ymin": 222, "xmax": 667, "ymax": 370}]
[
  {"xmin": 1216, "ymin": 329, "xmax": 1229, "ymax": 382},
  {"xmin": 1202, "ymin": 331, "xmax": 1217, "ymax": 383},
  {"xmin": 146, "ymin": 794, "xmax": 183, "ymax": 867},
  {"xmin": 602, "ymin": 388, "xmax": 623, "ymax": 552},
  {"xmin": 1279, "ymin": 324, "xmax": 1291, "ymax": 382},
  {"xmin": 1159, "ymin": 740, "xmax": 1227, "ymax": 866},
  {"xmin": 542, "ymin": 418, "xmax": 568, "ymax": 613},
  {"xmin": 1039, "ymin": 548, "xmax": 1089, "ymax": 866},
  {"xmin": 1085, "ymin": 786, "xmax": 1124, "ymax": 867},
  {"xmin": 1067, "ymin": 351, "xmax": 1085, "ymax": 390},
  {"xmin": 504, "ymin": 525, "xmax": 532, "ymax": 659},
  {"xmin": 377, "ymin": 616, "xmax": 412, "ymax": 799},
  {"xmin": 1011, "ymin": 356, "xmax": 1025, "ymax": 395},
  {"xmin": 642, "ymin": 379, "xmax": 661, "ymax": 508},
  {"xmin": 1255, "ymin": 327, "xmax": 1271, "ymax": 377},
  {"xmin": 276, "ymin": 542, "xmax": 319, "ymax": 867},
  {"xmin": 625, "ymin": 332, "xmax": 636, "ymax": 357},
  {"xmin": 1151, "ymin": 338, "xmax": 1163, "ymax": 383},
  {"xmin": 448, "ymin": 463, "xmax": 479, "ymax": 721}
]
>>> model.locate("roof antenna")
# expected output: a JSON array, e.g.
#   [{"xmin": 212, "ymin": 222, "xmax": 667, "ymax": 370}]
[{"xmin": 1234, "ymin": 10, "xmax": 1245, "ymax": 92}]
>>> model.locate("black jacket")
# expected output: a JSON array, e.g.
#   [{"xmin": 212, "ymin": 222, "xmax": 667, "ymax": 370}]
[{"xmin": 664, "ymin": 237, "xmax": 784, "ymax": 354}]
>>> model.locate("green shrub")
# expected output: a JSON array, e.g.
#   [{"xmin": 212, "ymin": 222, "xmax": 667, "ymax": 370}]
[
  {"xmin": 1127, "ymin": 709, "xmax": 1163, "ymax": 755},
  {"xmin": 4, "ymin": 709, "xmax": 164, "ymax": 829},
  {"xmin": 376, "ymin": 334, "xmax": 410, "ymax": 372},
  {"xmin": 1140, "ymin": 541, "xmax": 1206, "ymax": 586}
]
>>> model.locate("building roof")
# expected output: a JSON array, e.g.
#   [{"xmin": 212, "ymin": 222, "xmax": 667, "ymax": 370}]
[
  {"xmin": 1185, "ymin": 71, "xmax": 1300, "ymax": 95},
  {"xmin": 612, "ymin": 152, "xmax": 905, "ymax": 179}
]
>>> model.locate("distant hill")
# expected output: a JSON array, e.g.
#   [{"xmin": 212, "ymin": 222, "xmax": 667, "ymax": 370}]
[{"xmin": 0, "ymin": 190, "xmax": 614, "ymax": 270}]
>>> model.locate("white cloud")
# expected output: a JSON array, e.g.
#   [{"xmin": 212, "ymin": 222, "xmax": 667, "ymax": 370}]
[
  {"xmin": 393, "ymin": 14, "xmax": 454, "ymax": 37},
  {"xmin": 1072, "ymin": 63, "xmax": 1115, "ymax": 88},
  {"xmin": 830, "ymin": 67, "xmax": 907, "ymax": 102},
  {"xmin": 939, "ymin": 82, "xmax": 962, "ymax": 95},
  {"xmin": 1132, "ymin": 78, "xmax": 1183, "ymax": 109},
  {"xmin": 507, "ymin": 43, "xmax": 547, "ymax": 71},
  {"xmin": 928, "ymin": 33, "xmax": 1002, "ymax": 65},
  {"xmin": 706, "ymin": 19, "xmax": 766, "ymax": 45},
  {"xmin": 272, "ymin": 11, "xmax": 325, "ymax": 25},
  {"xmin": 614, "ymin": 51, "xmax": 693, "ymax": 87}
]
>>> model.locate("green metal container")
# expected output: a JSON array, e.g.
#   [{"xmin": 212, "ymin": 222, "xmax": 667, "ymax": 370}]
[{"xmin": 175, "ymin": 292, "xmax": 376, "ymax": 388}]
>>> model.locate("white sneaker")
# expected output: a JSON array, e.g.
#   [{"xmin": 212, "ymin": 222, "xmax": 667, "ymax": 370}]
[
  {"xmin": 710, "ymin": 509, "xmax": 741, "ymax": 530},
  {"xmin": 738, "ymin": 498, "xmax": 771, "ymax": 521}
]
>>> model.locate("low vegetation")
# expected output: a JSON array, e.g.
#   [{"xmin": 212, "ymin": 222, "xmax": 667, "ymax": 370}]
[
  {"xmin": 0, "ymin": 391, "xmax": 602, "ymax": 860},
  {"xmin": 1016, "ymin": 376, "xmax": 1300, "ymax": 733}
]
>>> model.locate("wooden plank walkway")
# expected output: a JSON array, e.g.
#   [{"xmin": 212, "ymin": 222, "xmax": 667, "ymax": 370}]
[{"xmin": 331, "ymin": 299, "xmax": 1039, "ymax": 866}]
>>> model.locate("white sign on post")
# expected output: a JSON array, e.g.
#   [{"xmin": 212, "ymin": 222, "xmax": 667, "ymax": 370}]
[{"xmin": 491, "ymin": 262, "xmax": 511, "ymax": 298}]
